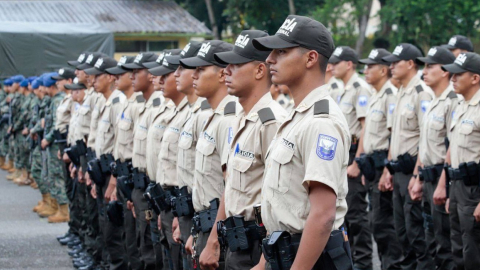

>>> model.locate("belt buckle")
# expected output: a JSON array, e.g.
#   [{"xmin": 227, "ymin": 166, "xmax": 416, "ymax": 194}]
[{"xmin": 145, "ymin": 209, "xmax": 153, "ymax": 221}]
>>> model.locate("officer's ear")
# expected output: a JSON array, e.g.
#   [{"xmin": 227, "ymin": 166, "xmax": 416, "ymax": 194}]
[
  {"xmin": 217, "ymin": 67, "xmax": 226, "ymax": 83},
  {"xmin": 305, "ymin": 50, "xmax": 319, "ymax": 70},
  {"xmin": 471, "ymin": 73, "xmax": 480, "ymax": 85},
  {"xmin": 255, "ymin": 62, "xmax": 268, "ymax": 80}
]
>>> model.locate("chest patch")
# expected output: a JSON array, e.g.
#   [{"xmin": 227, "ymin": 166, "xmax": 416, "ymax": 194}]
[
  {"xmin": 421, "ymin": 100, "xmax": 431, "ymax": 113},
  {"xmin": 316, "ymin": 134, "xmax": 338, "ymax": 161},
  {"xmin": 358, "ymin": 95, "xmax": 368, "ymax": 107}
]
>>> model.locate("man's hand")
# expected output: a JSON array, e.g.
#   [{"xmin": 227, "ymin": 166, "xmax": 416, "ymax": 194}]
[
  {"xmin": 131, "ymin": 205, "xmax": 136, "ymax": 219},
  {"xmin": 57, "ymin": 150, "xmax": 62, "ymax": 160},
  {"xmin": 445, "ymin": 199, "xmax": 450, "ymax": 214},
  {"xmin": 199, "ymin": 237, "xmax": 221, "ymax": 270},
  {"xmin": 86, "ymin": 172, "xmax": 92, "ymax": 186},
  {"xmin": 111, "ymin": 187, "xmax": 118, "ymax": 202},
  {"xmin": 433, "ymin": 175, "xmax": 447, "ymax": 206},
  {"xmin": 78, "ymin": 168, "xmax": 85, "ymax": 183},
  {"xmin": 173, "ymin": 226, "xmax": 182, "ymax": 244},
  {"xmin": 21, "ymin": 127, "xmax": 28, "ymax": 136},
  {"xmin": 104, "ymin": 180, "xmax": 116, "ymax": 202},
  {"xmin": 172, "ymin": 217, "xmax": 179, "ymax": 233},
  {"xmin": 70, "ymin": 165, "xmax": 77, "ymax": 179},
  {"xmin": 63, "ymin": 152, "xmax": 71, "ymax": 163},
  {"xmin": 90, "ymin": 184, "xmax": 97, "ymax": 199},
  {"xmin": 410, "ymin": 178, "xmax": 423, "ymax": 201},
  {"xmin": 41, "ymin": 119, "xmax": 45, "ymax": 128},
  {"xmin": 41, "ymin": 139, "xmax": 49, "ymax": 149},
  {"xmin": 7, "ymin": 126, "xmax": 11, "ymax": 134},
  {"xmin": 185, "ymin": 235, "xmax": 194, "ymax": 255},
  {"xmin": 347, "ymin": 161, "xmax": 361, "ymax": 178},
  {"xmin": 474, "ymin": 203, "xmax": 480, "ymax": 222},
  {"xmin": 157, "ymin": 215, "xmax": 162, "ymax": 230}
]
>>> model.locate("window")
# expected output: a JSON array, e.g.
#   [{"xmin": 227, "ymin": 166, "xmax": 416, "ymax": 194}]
[{"xmin": 115, "ymin": 40, "xmax": 179, "ymax": 52}]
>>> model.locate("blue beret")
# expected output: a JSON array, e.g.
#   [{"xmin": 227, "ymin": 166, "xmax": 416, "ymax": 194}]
[
  {"xmin": 43, "ymin": 72, "xmax": 58, "ymax": 87},
  {"xmin": 20, "ymin": 79, "xmax": 29, "ymax": 88},
  {"xmin": 3, "ymin": 79, "xmax": 13, "ymax": 86},
  {"xmin": 31, "ymin": 79, "xmax": 40, "ymax": 90},
  {"xmin": 28, "ymin": 76, "xmax": 38, "ymax": 83},
  {"xmin": 12, "ymin": 75, "xmax": 25, "ymax": 83}
]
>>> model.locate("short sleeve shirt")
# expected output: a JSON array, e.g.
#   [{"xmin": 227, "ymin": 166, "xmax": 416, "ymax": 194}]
[
  {"xmin": 87, "ymin": 91, "xmax": 106, "ymax": 147},
  {"xmin": 74, "ymin": 88, "xmax": 96, "ymax": 142},
  {"xmin": 68, "ymin": 102, "xmax": 80, "ymax": 145},
  {"xmin": 261, "ymin": 86, "xmax": 350, "ymax": 234},
  {"xmin": 54, "ymin": 94, "xmax": 73, "ymax": 133}
]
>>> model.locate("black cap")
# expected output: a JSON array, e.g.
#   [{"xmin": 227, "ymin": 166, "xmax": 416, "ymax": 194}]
[
  {"xmin": 68, "ymin": 52, "xmax": 90, "ymax": 67},
  {"xmin": 148, "ymin": 49, "xmax": 183, "ymax": 76},
  {"xmin": 84, "ymin": 57, "xmax": 118, "ymax": 75},
  {"xmin": 416, "ymin": 47, "xmax": 455, "ymax": 65},
  {"xmin": 252, "ymin": 15, "xmax": 335, "ymax": 59},
  {"xmin": 76, "ymin": 53, "xmax": 109, "ymax": 70},
  {"xmin": 328, "ymin": 46, "xmax": 359, "ymax": 64},
  {"xmin": 382, "ymin": 43, "xmax": 423, "ymax": 63},
  {"xmin": 65, "ymin": 77, "xmax": 87, "ymax": 90},
  {"xmin": 359, "ymin": 49, "xmax": 391, "ymax": 65},
  {"xmin": 180, "ymin": 40, "xmax": 234, "ymax": 69},
  {"xmin": 442, "ymin": 52, "xmax": 480, "ymax": 75},
  {"xmin": 52, "ymin": 68, "xmax": 76, "ymax": 80},
  {"xmin": 214, "ymin": 30, "xmax": 271, "ymax": 65},
  {"xmin": 165, "ymin": 41, "xmax": 202, "ymax": 65},
  {"xmin": 444, "ymin": 35, "xmax": 474, "ymax": 52},
  {"xmin": 122, "ymin": 53, "xmax": 159, "ymax": 70},
  {"xmin": 105, "ymin": 56, "xmax": 135, "ymax": 75},
  {"xmin": 142, "ymin": 53, "xmax": 165, "ymax": 69}
]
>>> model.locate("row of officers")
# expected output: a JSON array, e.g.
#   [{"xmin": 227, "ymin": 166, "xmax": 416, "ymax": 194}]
[{"xmin": 2, "ymin": 14, "xmax": 480, "ymax": 270}]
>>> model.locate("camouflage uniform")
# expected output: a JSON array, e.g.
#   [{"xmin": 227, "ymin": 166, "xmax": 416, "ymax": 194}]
[
  {"xmin": 0, "ymin": 92, "xmax": 10, "ymax": 157},
  {"xmin": 12, "ymin": 92, "xmax": 34, "ymax": 170},
  {"xmin": 31, "ymin": 96, "xmax": 51, "ymax": 194},
  {"xmin": 44, "ymin": 91, "xmax": 69, "ymax": 205},
  {"xmin": 10, "ymin": 91, "xmax": 24, "ymax": 168}
]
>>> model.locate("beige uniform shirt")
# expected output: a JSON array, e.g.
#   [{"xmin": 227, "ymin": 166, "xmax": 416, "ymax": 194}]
[
  {"xmin": 275, "ymin": 94, "xmax": 290, "ymax": 110},
  {"xmin": 390, "ymin": 76, "xmax": 434, "ymax": 159},
  {"xmin": 419, "ymin": 86, "xmax": 460, "ymax": 167},
  {"xmin": 54, "ymin": 93, "xmax": 73, "ymax": 133},
  {"xmin": 225, "ymin": 93, "xmax": 287, "ymax": 220},
  {"xmin": 156, "ymin": 97, "xmax": 190, "ymax": 186},
  {"xmin": 67, "ymin": 102, "xmax": 80, "ymax": 145},
  {"xmin": 87, "ymin": 90, "xmax": 106, "ymax": 147},
  {"xmin": 132, "ymin": 91, "xmax": 166, "ymax": 171},
  {"xmin": 334, "ymin": 73, "xmax": 373, "ymax": 138},
  {"xmin": 448, "ymin": 89, "xmax": 480, "ymax": 168},
  {"xmin": 74, "ymin": 88, "xmax": 97, "ymax": 142},
  {"xmin": 363, "ymin": 81, "xmax": 397, "ymax": 154},
  {"xmin": 177, "ymin": 98, "xmax": 212, "ymax": 191},
  {"xmin": 192, "ymin": 95, "xmax": 240, "ymax": 211},
  {"xmin": 114, "ymin": 92, "xmax": 145, "ymax": 161},
  {"xmin": 261, "ymin": 86, "xmax": 350, "ymax": 234},
  {"xmin": 94, "ymin": 90, "xmax": 126, "ymax": 157}
]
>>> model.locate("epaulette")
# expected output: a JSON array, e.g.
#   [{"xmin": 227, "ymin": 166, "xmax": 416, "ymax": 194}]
[
  {"xmin": 385, "ymin": 88, "xmax": 393, "ymax": 95},
  {"xmin": 201, "ymin": 100, "xmax": 211, "ymax": 110},
  {"xmin": 314, "ymin": 99, "xmax": 329, "ymax": 115},
  {"xmin": 447, "ymin": 91, "xmax": 457, "ymax": 99},
  {"xmin": 224, "ymin": 101, "xmax": 236, "ymax": 115},
  {"xmin": 258, "ymin": 107, "xmax": 275, "ymax": 124},
  {"xmin": 353, "ymin": 82, "xmax": 361, "ymax": 89},
  {"xmin": 279, "ymin": 100, "xmax": 285, "ymax": 105},
  {"xmin": 415, "ymin": 85, "xmax": 423, "ymax": 93},
  {"xmin": 331, "ymin": 82, "xmax": 338, "ymax": 89},
  {"xmin": 152, "ymin": 98, "xmax": 161, "ymax": 107},
  {"xmin": 112, "ymin": 97, "xmax": 120, "ymax": 104},
  {"xmin": 136, "ymin": 95, "xmax": 145, "ymax": 103}
]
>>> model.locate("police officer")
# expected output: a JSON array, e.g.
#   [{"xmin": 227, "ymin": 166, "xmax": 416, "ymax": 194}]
[
  {"xmin": 357, "ymin": 48, "xmax": 404, "ymax": 270},
  {"xmin": 329, "ymin": 46, "xmax": 373, "ymax": 270},
  {"xmin": 409, "ymin": 46, "xmax": 458, "ymax": 270},
  {"xmin": 443, "ymin": 35, "xmax": 474, "ymax": 57},
  {"xmin": 381, "ymin": 43, "xmax": 436, "ymax": 269},
  {"xmin": 441, "ymin": 52, "xmax": 480, "ymax": 270},
  {"xmin": 326, "ymin": 63, "xmax": 343, "ymax": 97},
  {"xmin": 212, "ymin": 29, "xmax": 288, "ymax": 269},
  {"xmin": 124, "ymin": 52, "xmax": 166, "ymax": 270},
  {"xmin": 179, "ymin": 40, "xmax": 236, "ymax": 270},
  {"xmin": 107, "ymin": 55, "xmax": 144, "ymax": 270},
  {"xmin": 252, "ymin": 15, "xmax": 352, "ymax": 269}
]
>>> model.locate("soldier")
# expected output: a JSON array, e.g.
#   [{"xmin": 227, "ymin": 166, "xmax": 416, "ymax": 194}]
[
  {"xmin": 443, "ymin": 35, "xmax": 474, "ymax": 57},
  {"xmin": 381, "ymin": 43, "xmax": 436, "ymax": 269},
  {"xmin": 408, "ymin": 46, "xmax": 458, "ymax": 270},
  {"xmin": 251, "ymin": 15, "xmax": 352, "ymax": 269},
  {"xmin": 6, "ymin": 75, "xmax": 25, "ymax": 180},
  {"xmin": 208, "ymin": 30, "xmax": 287, "ymax": 269},
  {"xmin": 0, "ymin": 78, "xmax": 10, "ymax": 169},
  {"xmin": 441, "ymin": 52, "xmax": 480, "ymax": 270},
  {"xmin": 170, "ymin": 41, "xmax": 210, "ymax": 270},
  {"xmin": 329, "ymin": 46, "xmax": 374, "ymax": 270},
  {"xmin": 358, "ymin": 48, "xmax": 403, "ymax": 269},
  {"xmin": 85, "ymin": 56, "xmax": 128, "ymax": 270},
  {"xmin": 107, "ymin": 55, "xmax": 144, "ymax": 270},
  {"xmin": 25, "ymin": 76, "xmax": 41, "ymax": 188},
  {"xmin": 123, "ymin": 52, "xmax": 166, "ymax": 270}
]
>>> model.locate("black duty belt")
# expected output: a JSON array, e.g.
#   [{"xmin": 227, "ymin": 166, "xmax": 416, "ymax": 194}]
[
  {"xmin": 419, "ymin": 164, "xmax": 443, "ymax": 183},
  {"xmin": 386, "ymin": 153, "xmax": 417, "ymax": 175},
  {"xmin": 217, "ymin": 216, "xmax": 266, "ymax": 252},
  {"xmin": 448, "ymin": 161, "xmax": 480, "ymax": 186},
  {"xmin": 192, "ymin": 198, "xmax": 220, "ymax": 234}
]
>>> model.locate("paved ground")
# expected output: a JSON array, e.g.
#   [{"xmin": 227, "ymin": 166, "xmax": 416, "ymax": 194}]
[{"xmin": 0, "ymin": 169, "xmax": 71, "ymax": 270}]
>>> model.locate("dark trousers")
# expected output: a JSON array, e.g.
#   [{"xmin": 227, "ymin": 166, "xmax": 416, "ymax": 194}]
[
  {"xmin": 369, "ymin": 170, "xmax": 403, "ymax": 269},
  {"xmin": 161, "ymin": 210, "xmax": 183, "ymax": 270},
  {"xmin": 423, "ymin": 180, "xmax": 455, "ymax": 270},
  {"xmin": 179, "ymin": 216, "xmax": 193, "ymax": 270},
  {"xmin": 77, "ymin": 181, "xmax": 87, "ymax": 244},
  {"xmin": 346, "ymin": 153, "xmax": 372, "ymax": 269},
  {"xmin": 132, "ymin": 189, "xmax": 157, "ymax": 270},
  {"xmin": 118, "ymin": 188, "xmax": 143, "ymax": 270},
  {"xmin": 393, "ymin": 172, "xmax": 435, "ymax": 270},
  {"xmin": 150, "ymin": 211, "xmax": 167, "ymax": 270},
  {"xmin": 225, "ymin": 240, "xmax": 262, "ymax": 270},
  {"xmin": 85, "ymin": 184, "xmax": 103, "ymax": 264},
  {"xmin": 449, "ymin": 180, "xmax": 480, "ymax": 270}
]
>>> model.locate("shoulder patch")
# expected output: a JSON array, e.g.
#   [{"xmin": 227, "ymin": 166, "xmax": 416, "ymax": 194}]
[
  {"xmin": 224, "ymin": 101, "xmax": 236, "ymax": 115},
  {"xmin": 331, "ymin": 82, "xmax": 338, "ymax": 89},
  {"xmin": 415, "ymin": 85, "xmax": 423, "ymax": 93},
  {"xmin": 136, "ymin": 95, "xmax": 145, "ymax": 103},
  {"xmin": 314, "ymin": 99, "xmax": 329, "ymax": 115},
  {"xmin": 258, "ymin": 107, "xmax": 275, "ymax": 124},
  {"xmin": 152, "ymin": 98, "xmax": 161, "ymax": 107},
  {"xmin": 200, "ymin": 100, "xmax": 211, "ymax": 110},
  {"xmin": 447, "ymin": 91, "xmax": 457, "ymax": 99},
  {"xmin": 353, "ymin": 82, "xmax": 361, "ymax": 89},
  {"xmin": 112, "ymin": 97, "xmax": 120, "ymax": 104},
  {"xmin": 385, "ymin": 88, "xmax": 393, "ymax": 95}
]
